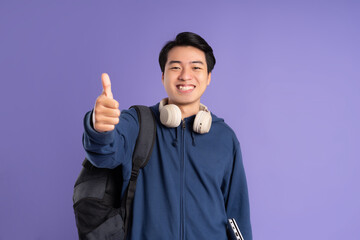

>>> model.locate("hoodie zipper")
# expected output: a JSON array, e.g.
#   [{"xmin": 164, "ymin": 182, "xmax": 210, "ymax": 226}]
[{"xmin": 180, "ymin": 119, "xmax": 186, "ymax": 240}]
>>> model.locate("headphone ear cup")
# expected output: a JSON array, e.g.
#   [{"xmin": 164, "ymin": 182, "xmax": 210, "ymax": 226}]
[
  {"xmin": 193, "ymin": 110, "xmax": 212, "ymax": 134},
  {"xmin": 160, "ymin": 104, "xmax": 182, "ymax": 128}
]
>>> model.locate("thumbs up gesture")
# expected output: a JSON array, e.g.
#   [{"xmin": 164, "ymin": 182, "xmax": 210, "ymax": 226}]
[{"xmin": 93, "ymin": 73, "xmax": 120, "ymax": 132}]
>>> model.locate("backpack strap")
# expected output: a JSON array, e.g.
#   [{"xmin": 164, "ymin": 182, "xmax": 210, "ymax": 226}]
[{"xmin": 122, "ymin": 105, "xmax": 156, "ymax": 239}]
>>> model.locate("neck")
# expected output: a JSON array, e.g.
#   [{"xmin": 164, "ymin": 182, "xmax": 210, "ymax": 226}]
[{"xmin": 168, "ymin": 99, "xmax": 200, "ymax": 119}]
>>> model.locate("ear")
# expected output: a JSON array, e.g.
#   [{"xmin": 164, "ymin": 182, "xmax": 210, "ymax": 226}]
[
  {"xmin": 161, "ymin": 72, "xmax": 164, "ymax": 85},
  {"xmin": 206, "ymin": 72, "xmax": 211, "ymax": 86}
]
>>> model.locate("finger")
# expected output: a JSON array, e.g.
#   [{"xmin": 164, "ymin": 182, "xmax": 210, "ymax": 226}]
[
  {"xmin": 98, "ymin": 97, "xmax": 119, "ymax": 109},
  {"xmin": 95, "ymin": 115, "xmax": 120, "ymax": 125},
  {"xmin": 94, "ymin": 124, "xmax": 115, "ymax": 132},
  {"xmin": 101, "ymin": 73, "xmax": 113, "ymax": 99},
  {"xmin": 96, "ymin": 106, "xmax": 121, "ymax": 118}
]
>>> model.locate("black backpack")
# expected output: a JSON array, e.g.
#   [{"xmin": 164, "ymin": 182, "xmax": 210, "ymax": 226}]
[{"xmin": 73, "ymin": 105, "xmax": 156, "ymax": 240}]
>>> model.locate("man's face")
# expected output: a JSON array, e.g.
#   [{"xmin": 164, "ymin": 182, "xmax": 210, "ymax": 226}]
[{"xmin": 162, "ymin": 46, "xmax": 211, "ymax": 107}]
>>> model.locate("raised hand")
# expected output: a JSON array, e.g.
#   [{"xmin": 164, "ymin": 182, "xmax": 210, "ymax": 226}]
[{"xmin": 93, "ymin": 73, "xmax": 120, "ymax": 132}]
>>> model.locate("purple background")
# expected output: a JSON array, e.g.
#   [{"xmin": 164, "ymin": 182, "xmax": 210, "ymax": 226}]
[{"xmin": 1, "ymin": 1, "xmax": 359, "ymax": 239}]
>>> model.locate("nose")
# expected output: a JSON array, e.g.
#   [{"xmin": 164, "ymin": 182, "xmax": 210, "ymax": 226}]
[{"xmin": 179, "ymin": 66, "xmax": 192, "ymax": 81}]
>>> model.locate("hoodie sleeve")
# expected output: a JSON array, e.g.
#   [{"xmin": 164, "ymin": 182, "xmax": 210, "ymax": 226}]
[
  {"xmin": 82, "ymin": 108, "xmax": 139, "ymax": 169},
  {"xmin": 225, "ymin": 140, "xmax": 253, "ymax": 240}
]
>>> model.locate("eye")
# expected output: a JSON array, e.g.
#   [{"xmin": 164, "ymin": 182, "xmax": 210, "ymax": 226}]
[
  {"xmin": 170, "ymin": 66, "xmax": 180, "ymax": 70},
  {"xmin": 193, "ymin": 66, "xmax": 201, "ymax": 70}
]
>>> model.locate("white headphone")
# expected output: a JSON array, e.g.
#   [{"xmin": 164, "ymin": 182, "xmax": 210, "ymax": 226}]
[{"xmin": 159, "ymin": 98, "xmax": 212, "ymax": 134}]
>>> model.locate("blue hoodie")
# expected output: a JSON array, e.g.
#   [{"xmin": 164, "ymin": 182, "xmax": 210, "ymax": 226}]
[{"xmin": 82, "ymin": 102, "xmax": 252, "ymax": 240}]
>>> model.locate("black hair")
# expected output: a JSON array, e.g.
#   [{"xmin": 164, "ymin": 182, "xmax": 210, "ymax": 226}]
[{"xmin": 158, "ymin": 32, "xmax": 216, "ymax": 74}]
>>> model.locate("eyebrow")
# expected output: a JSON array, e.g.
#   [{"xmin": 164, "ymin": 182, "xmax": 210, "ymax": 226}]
[{"xmin": 168, "ymin": 60, "xmax": 204, "ymax": 65}]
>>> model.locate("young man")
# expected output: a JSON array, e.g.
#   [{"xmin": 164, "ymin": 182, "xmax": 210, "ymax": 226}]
[{"xmin": 83, "ymin": 32, "xmax": 252, "ymax": 239}]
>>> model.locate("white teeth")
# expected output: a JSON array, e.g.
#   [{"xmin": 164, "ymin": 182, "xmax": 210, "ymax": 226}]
[{"xmin": 178, "ymin": 85, "xmax": 194, "ymax": 90}]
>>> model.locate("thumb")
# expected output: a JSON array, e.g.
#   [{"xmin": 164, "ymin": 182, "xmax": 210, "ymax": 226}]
[{"xmin": 101, "ymin": 73, "xmax": 113, "ymax": 99}]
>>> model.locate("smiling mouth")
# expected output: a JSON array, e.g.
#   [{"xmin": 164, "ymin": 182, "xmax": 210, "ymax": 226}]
[{"xmin": 177, "ymin": 85, "xmax": 195, "ymax": 91}]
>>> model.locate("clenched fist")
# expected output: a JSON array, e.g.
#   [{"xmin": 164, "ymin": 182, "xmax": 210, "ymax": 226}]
[{"xmin": 93, "ymin": 73, "xmax": 120, "ymax": 132}]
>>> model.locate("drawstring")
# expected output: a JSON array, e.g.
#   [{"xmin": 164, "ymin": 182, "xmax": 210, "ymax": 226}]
[
  {"xmin": 191, "ymin": 131, "xmax": 196, "ymax": 146},
  {"xmin": 172, "ymin": 128, "xmax": 178, "ymax": 147}
]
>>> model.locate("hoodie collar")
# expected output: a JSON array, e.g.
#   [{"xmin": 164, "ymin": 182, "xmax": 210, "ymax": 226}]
[{"xmin": 150, "ymin": 101, "xmax": 224, "ymax": 147}]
